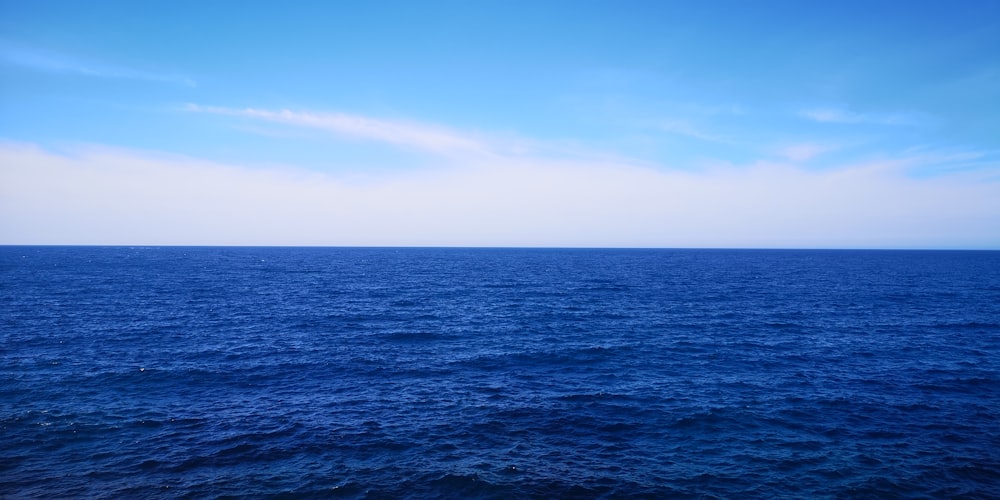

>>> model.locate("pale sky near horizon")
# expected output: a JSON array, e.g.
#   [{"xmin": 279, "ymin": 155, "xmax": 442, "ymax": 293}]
[{"xmin": 1, "ymin": 0, "xmax": 999, "ymax": 248}]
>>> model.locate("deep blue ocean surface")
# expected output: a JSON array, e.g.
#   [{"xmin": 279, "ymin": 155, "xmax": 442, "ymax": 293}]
[{"xmin": 2, "ymin": 247, "xmax": 999, "ymax": 498}]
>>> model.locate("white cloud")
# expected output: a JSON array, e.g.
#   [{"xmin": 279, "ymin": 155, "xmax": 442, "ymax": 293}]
[
  {"xmin": 186, "ymin": 105, "xmax": 489, "ymax": 156},
  {"xmin": 185, "ymin": 104, "xmax": 646, "ymax": 170},
  {"xmin": 1, "ymin": 44, "xmax": 196, "ymax": 87},
  {"xmin": 800, "ymin": 107, "xmax": 922, "ymax": 126},
  {"xmin": 777, "ymin": 143, "xmax": 834, "ymax": 162},
  {"xmin": 654, "ymin": 120, "xmax": 729, "ymax": 143},
  {"xmin": 2, "ymin": 141, "xmax": 997, "ymax": 248}
]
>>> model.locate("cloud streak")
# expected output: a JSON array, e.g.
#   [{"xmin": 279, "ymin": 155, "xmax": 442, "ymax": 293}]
[
  {"xmin": 654, "ymin": 120, "xmax": 730, "ymax": 143},
  {"xmin": 777, "ymin": 143, "xmax": 835, "ymax": 162},
  {"xmin": 186, "ymin": 105, "xmax": 489, "ymax": 156},
  {"xmin": 1, "ymin": 44, "xmax": 196, "ymax": 87},
  {"xmin": 800, "ymin": 107, "xmax": 923, "ymax": 126}
]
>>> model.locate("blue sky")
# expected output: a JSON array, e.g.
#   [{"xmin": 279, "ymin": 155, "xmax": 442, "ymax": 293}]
[{"xmin": 1, "ymin": 1, "xmax": 998, "ymax": 247}]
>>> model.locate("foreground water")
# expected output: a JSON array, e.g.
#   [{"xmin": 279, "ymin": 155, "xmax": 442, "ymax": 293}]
[{"xmin": 2, "ymin": 247, "xmax": 999, "ymax": 498}]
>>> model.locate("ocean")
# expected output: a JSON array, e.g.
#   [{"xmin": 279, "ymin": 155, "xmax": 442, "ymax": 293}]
[{"xmin": 2, "ymin": 246, "xmax": 999, "ymax": 498}]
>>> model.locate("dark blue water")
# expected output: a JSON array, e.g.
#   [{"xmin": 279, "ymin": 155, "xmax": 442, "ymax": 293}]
[{"xmin": 2, "ymin": 247, "xmax": 999, "ymax": 498}]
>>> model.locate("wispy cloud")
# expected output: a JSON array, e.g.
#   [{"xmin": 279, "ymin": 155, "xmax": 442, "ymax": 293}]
[
  {"xmin": 800, "ymin": 107, "xmax": 923, "ymax": 126},
  {"xmin": 897, "ymin": 146, "xmax": 1000, "ymax": 177},
  {"xmin": 777, "ymin": 143, "xmax": 835, "ymax": 162},
  {"xmin": 653, "ymin": 120, "xmax": 730, "ymax": 143},
  {"xmin": 185, "ymin": 103, "xmax": 993, "ymax": 182},
  {"xmin": 0, "ymin": 44, "xmax": 196, "ymax": 87},
  {"xmin": 186, "ymin": 104, "xmax": 489, "ymax": 156},
  {"xmin": 185, "ymin": 104, "xmax": 630, "ymax": 164}
]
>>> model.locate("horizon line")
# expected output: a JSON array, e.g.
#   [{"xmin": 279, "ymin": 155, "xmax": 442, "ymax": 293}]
[{"xmin": 2, "ymin": 244, "xmax": 998, "ymax": 252}]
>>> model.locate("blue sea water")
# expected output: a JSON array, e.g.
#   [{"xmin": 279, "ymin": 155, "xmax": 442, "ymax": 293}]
[{"xmin": 2, "ymin": 247, "xmax": 999, "ymax": 498}]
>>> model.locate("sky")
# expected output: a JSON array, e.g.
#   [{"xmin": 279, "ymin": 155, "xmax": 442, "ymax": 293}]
[{"xmin": 1, "ymin": 0, "xmax": 998, "ymax": 248}]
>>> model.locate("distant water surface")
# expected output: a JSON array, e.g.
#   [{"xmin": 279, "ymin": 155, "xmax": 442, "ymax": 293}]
[{"xmin": 2, "ymin": 247, "xmax": 999, "ymax": 498}]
